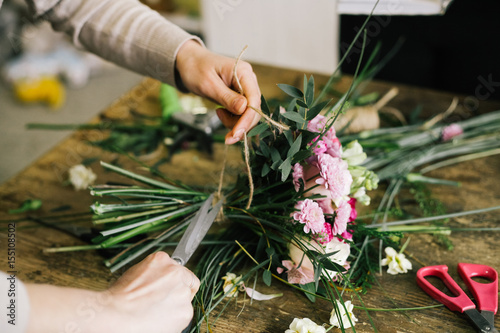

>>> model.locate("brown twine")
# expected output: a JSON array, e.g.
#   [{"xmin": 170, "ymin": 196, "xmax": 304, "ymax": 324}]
[
  {"xmin": 334, "ymin": 87, "xmax": 400, "ymax": 134},
  {"xmin": 420, "ymin": 97, "xmax": 459, "ymax": 130},
  {"xmin": 379, "ymin": 106, "xmax": 408, "ymax": 125},
  {"xmin": 243, "ymin": 132, "xmax": 254, "ymax": 210},
  {"xmin": 217, "ymin": 144, "xmax": 229, "ymax": 199},
  {"xmin": 232, "ymin": 45, "xmax": 289, "ymax": 132}
]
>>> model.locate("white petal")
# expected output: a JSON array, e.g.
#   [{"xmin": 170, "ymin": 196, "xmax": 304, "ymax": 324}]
[{"xmin": 244, "ymin": 287, "xmax": 282, "ymax": 301}]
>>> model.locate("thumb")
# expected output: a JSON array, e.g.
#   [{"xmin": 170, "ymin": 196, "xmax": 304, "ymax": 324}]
[{"xmin": 211, "ymin": 80, "xmax": 248, "ymax": 115}]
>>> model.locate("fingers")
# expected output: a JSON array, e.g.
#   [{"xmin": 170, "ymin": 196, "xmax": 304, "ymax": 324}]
[
  {"xmin": 237, "ymin": 65, "xmax": 261, "ymax": 111},
  {"xmin": 224, "ymin": 109, "xmax": 261, "ymax": 145},
  {"xmin": 209, "ymin": 76, "xmax": 248, "ymax": 115}
]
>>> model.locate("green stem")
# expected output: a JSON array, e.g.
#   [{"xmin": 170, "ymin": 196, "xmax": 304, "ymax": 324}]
[
  {"xmin": 100, "ymin": 161, "xmax": 180, "ymax": 191},
  {"xmin": 354, "ymin": 304, "xmax": 444, "ymax": 311},
  {"xmin": 420, "ymin": 148, "xmax": 500, "ymax": 174},
  {"xmin": 367, "ymin": 205, "xmax": 500, "ymax": 229},
  {"xmin": 99, "ymin": 204, "xmax": 200, "ymax": 247}
]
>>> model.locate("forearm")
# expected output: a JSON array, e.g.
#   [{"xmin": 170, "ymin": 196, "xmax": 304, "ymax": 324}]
[
  {"xmin": 40, "ymin": 0, "xmax": 201, "ymax": 88},
  {"xmin": 25, "ymin": 284, "xmax": 114, "ymax": 333}
]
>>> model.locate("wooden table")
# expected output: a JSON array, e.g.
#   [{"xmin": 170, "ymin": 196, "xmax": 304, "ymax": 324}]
[{"xmin": 1, "ymin": 65, "xmax": 500, "ymax": 333}]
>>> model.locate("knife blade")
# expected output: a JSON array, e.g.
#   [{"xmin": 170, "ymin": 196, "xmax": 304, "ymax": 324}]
[{"xmin": 171, "ymin": 193, "xmax": 224, "ymax": 266}]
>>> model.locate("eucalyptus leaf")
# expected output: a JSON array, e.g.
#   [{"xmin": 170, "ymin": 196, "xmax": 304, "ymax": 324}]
[
  {"xmin": 259, "ymin": 140, "xmax": 271, "ymax": 158},
  {"xmin": 314, "ymin": 266, "xmax": 322, "ymax": 290},
  {"xmin": 279, "ymin": 158, "xmax": 292, "ymax": 182},
  {"xmin": 261, "ymin": 164, "xmax": 270, "ymax": 177},
  {"xmin": 277, "ymin": 83, "xmax": 304, "ymax": 99},
  {"xmin": 291, "ymin": 150, "xmax": 312, "ymax": 163},
  {"xmin": 302, "ymin": 282, "xmax": 316, "ymax": 303},
  {"xmin": 306, "ymin": 76, "xmax": 314, "ymax": 105},
  {"xmin": 287, "ymin": 98, "xmax": 298, "ymax": 112},
  {"xmin": 287, "ymin": 134, "xmax": 302, "ymax": 159},
  {"xmin": 298, "ymin": 107, "xmax": 306, "ymax": 118},
  {"xmin": 270, "ymin": 148, "xmax": 282, "ymax": 170},
  {"xmin": 296, "ymin": 99, "xmax": 308, "ymax": 108},
  {"xmin": 306, "ymin": 100, "xmax": 331, "ymax": 121},
  {"xmin": 261, "ymin": 95, "xmax": 270, "ymax": 115},
  {"xmin": 247, "ymin": 122, "xmax": 269, "ymax": 137},
  {"xmin": 263, "ymin": 270, "xmax": 272, "ymax": 286},
  {"xmin": 318, "ymin": 258, "xmax": 347, "ymax": 273},
  {"xmin": 281, "ymin": 112, "xmax": 306, "ymax": 125},
  {"xmin": 284, "ymin": 129, "xmax": 294, "ymax": 146}
]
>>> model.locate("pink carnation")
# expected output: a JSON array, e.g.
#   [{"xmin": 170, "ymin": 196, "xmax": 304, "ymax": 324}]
[
  {"xmin": 293, "ymin": 199, "xmax": 325, "ymax": 234},
  {"xmin": 442, "ymin": 123, "xmax": 463, "ymax": 141},
  {"xmin": 292, "ymin": 163, "xmax": 304, "ymax": 192},
  {"xmin": 340, "ymin": 229, "xmax": 353, "ymax": 241},
  {"xmin": 307, "ymin": 115, "xmax": 328, "ymax": 133},
  {"xmin": 277, "ymin": 260, "xmax": 314, "ymax": 285},
  {"xmin": 317, "ymin": 198, "xmax": 334, "ymax": 215},
  {"xmin": 320, "ymin": 126, "xmax": 342, "ymax": 158},
  {"xmin": 310, "ymin": 139, "xmax": 328, "ymax": 156},
  {"xmin": 332, "ymin": 200, "xmax": 351, "ymax": 235},
  {"xmin": 347, "ymin": 197, "xmax": 358, "ymax": 222},
  {"xmin": 314, "ymin": 222, "xmax": 334, "ymax": 244},
  {"xmin": 315, "ymin": 154, "xmax": 353, "ymax": 201}
]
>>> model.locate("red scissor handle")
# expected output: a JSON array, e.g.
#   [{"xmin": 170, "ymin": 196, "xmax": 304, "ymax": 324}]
[
  {"xmin": 417, "ymin": 265, "xmax": 475, "ymax": 313},
  {"xmin": 458, "ymin": 263, "xmax": 498, "ymax": 314}
]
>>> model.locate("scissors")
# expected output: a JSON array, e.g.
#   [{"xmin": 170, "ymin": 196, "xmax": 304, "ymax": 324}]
[
  {"xmin": 171, "ymin": 193, "xmax": 224, "ymax": 333},
  {"xmin": 417, "ymin": 263, "xmax": 498, "ymax": 333}
]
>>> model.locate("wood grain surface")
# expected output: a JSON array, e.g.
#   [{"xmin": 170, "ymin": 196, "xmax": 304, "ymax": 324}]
[{"xmin": 1, "ymin": 65, "xmax": 500, "ymax": 333}]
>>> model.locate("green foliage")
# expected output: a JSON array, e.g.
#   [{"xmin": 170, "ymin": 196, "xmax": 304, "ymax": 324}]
[{"xmin": 409, "ymin": 183, "xmax": 453, "ymax": 250}]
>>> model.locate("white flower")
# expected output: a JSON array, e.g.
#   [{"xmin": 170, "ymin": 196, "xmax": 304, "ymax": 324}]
[
  {"xmin": 285, "ymin": 318, "xmax": 326, "ymax": 333},
  {"xmin": 68, "ymin": 164, "xmax": 96, "ymax": 190},
  {"xmin": 322, "ymin": 238, "xmax": 351, "ymax": 279},
  {"xmin": 330, "ymin": 300, "xmax": 358, "ymax": 329},
  {"xmin": 381, "ymin": 247, "xmax": 412, "ymax": 275},
  {"xmin": 222, "ymin": 272, "xmax": 243, "ymax": 297},
  {"xmin": 342, "ymin": 140, "xmax": 367, "ymax": 166}
]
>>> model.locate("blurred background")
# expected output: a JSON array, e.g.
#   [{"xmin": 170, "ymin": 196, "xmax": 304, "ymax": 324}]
[{"xmin": 0, "ymin": 0, "xmax": 499, "ymax": 183}]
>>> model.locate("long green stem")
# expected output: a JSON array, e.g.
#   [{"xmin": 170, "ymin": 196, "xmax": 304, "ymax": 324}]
[
  {"xmin": 100, "ymin": 161, "xmax": 180, "ymax": 190},
  {"xmin": 367, "ymin": 205, "xmax": 500, "ymax": 229}
]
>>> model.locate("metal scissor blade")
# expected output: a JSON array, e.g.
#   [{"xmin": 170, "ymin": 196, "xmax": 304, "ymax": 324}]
[
  {"xmin": 465, "ymin": 309, "xmax": 498, "ymax": 333},
  {"xmin": 481, "ymin": 311, "xmax": 496, "ymax": 328},
  {"xmin": 171, "ymin": 194, "xmax": 223, "ymax": 266}
]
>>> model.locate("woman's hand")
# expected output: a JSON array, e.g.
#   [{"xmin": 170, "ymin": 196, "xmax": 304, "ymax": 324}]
[
  {"xmin": 106, "ymin": 251, "xmax": 200, "ymax": 332},
  {"xmin": 176, "ymin": 40, "xmax": 261, "ymax": 144},
  {"xmin": 26, "ymin": 252, "xmax": 199, "ymax": 333}
]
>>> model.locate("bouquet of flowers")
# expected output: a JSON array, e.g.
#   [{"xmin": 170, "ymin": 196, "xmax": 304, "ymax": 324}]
[
  {"xmin": 45, "ymin": 67, "xmax": 407, "ymax": 332},
  {"xmin": 45, "ymin": 30, "xmax": 408, "ymax": 331}
]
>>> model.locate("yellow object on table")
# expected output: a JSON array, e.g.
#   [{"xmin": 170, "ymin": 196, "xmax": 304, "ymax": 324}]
[{"xmin": 13, "ymin": 76, "xmax": 66, "ymax": 109}]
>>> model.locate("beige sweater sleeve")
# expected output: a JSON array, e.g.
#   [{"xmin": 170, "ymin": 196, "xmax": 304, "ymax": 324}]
[{"xmin": 27, "ymin": 0, "xmax": 202, "ymax": 89}]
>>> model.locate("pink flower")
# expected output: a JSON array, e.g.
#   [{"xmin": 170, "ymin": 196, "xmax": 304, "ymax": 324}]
[
  {"xmin": 316, "ymin": 198, "xmax": 334, "ymax": 215},
  {"xmin": 310, "ymin": 139, "xmax": 328, "ymax": 156},
  {"xmin": 292, "ymin": 163, "xmax": 304, "ymax": 192},
  {"xmin": 307, "ymin": 115, "xmax": 329, "ymax": 133},
  {"xmin": 340, "ymin": 230, "xmax": 353, "ymax": 241},
  {"xmin": 442, "ymin": 123, "xmax": 463, "ymax": 141},
  {"xmin": 314, "ymin": 222, "xmax": 334, "ymax": 244},
  {"xmin": 293, "ymin": 199, "xmax": 325, "ymax": 234},
  {"xmin": 347, "ymin": 197, "xmax": 358, "ymax": 222},
  {"xmin": 277, "ymin": 260, "xmax": 314, "ymax": 285},
  {"xmin": 315, "ymin": 155, "xmax": 353, "ymax": 202},
  {"xmin": 323, "ymin": 128, "xmax": 342, "ymax": 158},
  {"xmin": 332, "ymin": 201, "xmax": 351, "ymax": 235}
]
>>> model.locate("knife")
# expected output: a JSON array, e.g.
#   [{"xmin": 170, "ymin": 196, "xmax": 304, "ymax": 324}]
[
  {"xmin": 171, "ymin": 193, "xmax": 224, "ymax": 333},
  {"xmin": 171, "ymin": 193, "xmax": 224, "ymax": 266}
]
